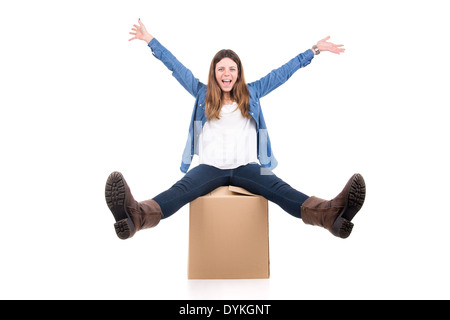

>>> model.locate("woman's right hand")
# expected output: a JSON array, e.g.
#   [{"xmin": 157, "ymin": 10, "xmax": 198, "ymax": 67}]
[{"xmin": 128, "ymin": 19, "xmax": 154, "ymax": 44}]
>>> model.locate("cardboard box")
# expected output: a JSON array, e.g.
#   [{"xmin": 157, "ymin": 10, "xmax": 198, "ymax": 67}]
[{"xmin": 188, "ymin": 186, "xmax": 269, "ymax": 279}]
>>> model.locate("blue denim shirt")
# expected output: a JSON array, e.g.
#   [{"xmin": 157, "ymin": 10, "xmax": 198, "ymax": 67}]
[{"xmin": 148, "ymin": 38, "xmax": 314, "ymax": 173}]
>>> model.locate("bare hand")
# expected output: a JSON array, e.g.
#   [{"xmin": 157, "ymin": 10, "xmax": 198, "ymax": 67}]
[
  {"xmin": 317, "ymin": 36, "xmax": 345, "ymax": 54},
  {"xmin": 128, "ymin": 19, "xmax": 154, "ymax": 43}
]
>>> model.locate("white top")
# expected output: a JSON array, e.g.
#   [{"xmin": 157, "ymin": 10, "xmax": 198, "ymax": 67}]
[{"xmin": 199, "ymin": 102, "xmax": 258, "ymax": 169}]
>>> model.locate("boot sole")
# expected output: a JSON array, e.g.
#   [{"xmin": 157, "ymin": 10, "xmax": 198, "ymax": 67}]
[
  {"xmin": 331, "ymin": 173, "xmax": 366, "ymax": 239},
  {"xmin": 105, "ymin": 171, "xmax": 136, "ymax": 240}
]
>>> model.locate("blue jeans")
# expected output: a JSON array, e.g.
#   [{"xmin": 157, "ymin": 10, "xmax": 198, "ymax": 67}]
[{"xmin": 152, "ymin": 163, "xmax": 309, "ymax": 219}]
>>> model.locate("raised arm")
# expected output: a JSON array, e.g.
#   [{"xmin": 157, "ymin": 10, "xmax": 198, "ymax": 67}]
[
  {"xmin": 128, "ymin": 19, "xmax": 204, "ymax": 97},
  {"xmin": 249, "ymin": 36, "xmax": 345, "ymax": 98},
  {"xmin": 248, "ymin": 49, "xmax": 314, "ymax": 99}
]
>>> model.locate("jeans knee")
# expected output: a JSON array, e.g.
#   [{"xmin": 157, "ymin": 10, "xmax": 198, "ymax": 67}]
[{"xmin": 172, "ymin": 177, "xmax": 194, "ymax": 193}]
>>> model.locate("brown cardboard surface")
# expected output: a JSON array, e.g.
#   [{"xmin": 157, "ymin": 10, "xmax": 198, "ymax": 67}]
[{"xmin": 188, "ymin": 186, "xmax": 269, "ymax": 279}]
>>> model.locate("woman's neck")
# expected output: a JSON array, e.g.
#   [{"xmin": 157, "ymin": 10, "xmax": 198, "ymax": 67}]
[{"xmin": 222, "ymin": 93, "xmax": 234, "ymax": 105}]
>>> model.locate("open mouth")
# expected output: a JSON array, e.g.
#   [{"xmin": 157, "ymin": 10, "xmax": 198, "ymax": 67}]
[{"xmin": 222, "ymin": 80, "xmax": 233, "ymax": 88}]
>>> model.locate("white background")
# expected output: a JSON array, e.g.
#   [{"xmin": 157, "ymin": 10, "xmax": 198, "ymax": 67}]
[{"xmin": 1, "ymin": 0, "xmax": 449, "ymax": 299}]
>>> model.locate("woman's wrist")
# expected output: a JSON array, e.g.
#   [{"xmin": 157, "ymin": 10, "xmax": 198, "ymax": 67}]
[
  {"xmin": 312, "ymin": 45, "xmax": 320, "ymax": 55},
  {"xmin": 144, "ymin": 34, "xmax": 154, "ymax": 44}
]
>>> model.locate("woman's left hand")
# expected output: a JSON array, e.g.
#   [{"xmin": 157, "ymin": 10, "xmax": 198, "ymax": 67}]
[{"xmin": 316, "ymin": 36, "xmax": 345, "ymax": 54}]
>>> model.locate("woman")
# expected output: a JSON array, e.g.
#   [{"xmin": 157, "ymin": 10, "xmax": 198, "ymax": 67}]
[{"xmin": 105, "ymin": 19, "xmax": 365, "ymax": 240}]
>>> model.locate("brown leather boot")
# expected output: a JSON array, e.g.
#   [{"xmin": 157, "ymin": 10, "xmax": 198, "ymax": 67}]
[
  {"xmin": 105, "ymin": 171, "xmax": 162, "ymax": 240},
  {"xmin": 301, "ymin": 173, "xmax": 366, "ymax": 239}
]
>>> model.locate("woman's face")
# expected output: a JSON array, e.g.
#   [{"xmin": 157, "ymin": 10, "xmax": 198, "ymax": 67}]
[{"xmin": 215, "ymin": 57, "xmax": 238, "ymax": 93}]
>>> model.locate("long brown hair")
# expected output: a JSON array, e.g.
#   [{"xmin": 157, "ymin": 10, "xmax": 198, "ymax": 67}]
[{"xmin": 205, "ymin": 49, "xmax": 251, "ymax": 120}]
